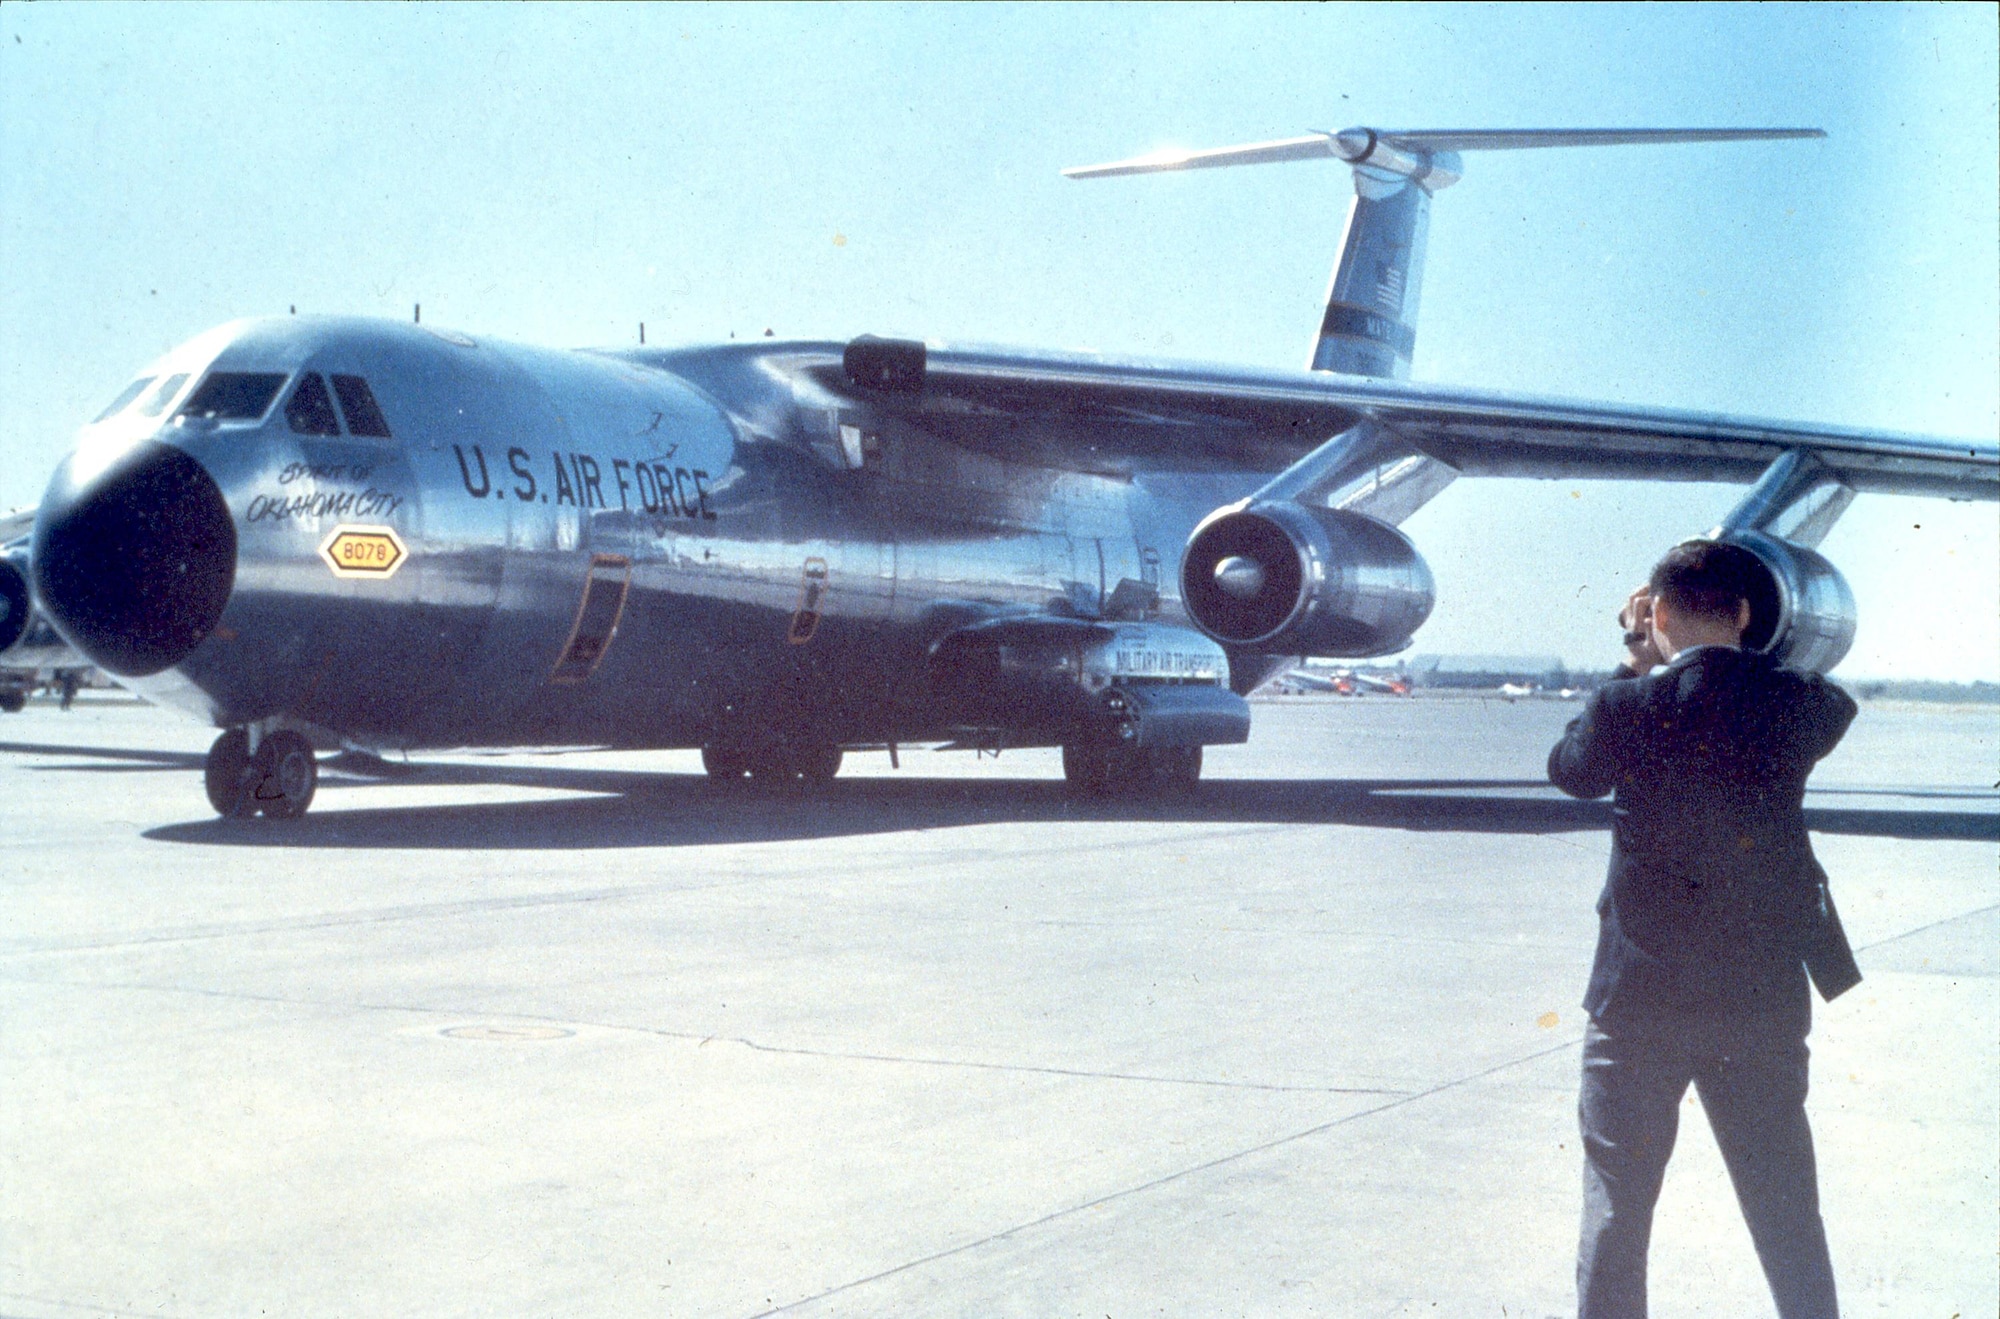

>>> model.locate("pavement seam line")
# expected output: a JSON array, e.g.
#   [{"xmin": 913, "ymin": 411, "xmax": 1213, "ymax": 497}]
[
  {"xmin": 0, "ymin": 1291, "xmax": 194, "ymax": 1319},
  {"xmin": 744, "ymin": 1035, "xmax": 1586, "ymax": 1317},
  {"xmin": 1853, "ymin": 900, "xmax": 2000, "ymax": 953},
  {"xmin": 0, "ymin": 972, "xmax": 1416, "ymax": 1097}
]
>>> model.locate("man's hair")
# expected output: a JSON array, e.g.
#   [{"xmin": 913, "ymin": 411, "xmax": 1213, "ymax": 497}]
[{"xmin": 1648, "ymin": 539, "xmax": 1766, "ymax": 624}]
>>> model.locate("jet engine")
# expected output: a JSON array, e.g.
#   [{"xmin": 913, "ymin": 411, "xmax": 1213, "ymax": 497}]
[
  {"xmin": 1714, "ymin": 530, "xmax": 1856, "ymax": 674},
  {"xmin": 1179, "ymin": 502, "xmax": 1434, "ymax": 657}
]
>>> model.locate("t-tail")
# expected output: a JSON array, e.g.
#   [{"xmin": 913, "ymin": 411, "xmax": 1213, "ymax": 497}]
[{"xmin": 1065, "ymin": 127, "xmax": 1825, "ymax": 379}]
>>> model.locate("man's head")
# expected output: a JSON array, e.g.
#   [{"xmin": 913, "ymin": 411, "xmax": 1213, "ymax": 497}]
[{"xmin": 1644, "ymin": 540, "xmax": 1764, "ymax": 654}]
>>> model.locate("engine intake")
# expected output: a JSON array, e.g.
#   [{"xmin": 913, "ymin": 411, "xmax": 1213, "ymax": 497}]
[
  {"xmin": 1716, "ymin": 530, "xmax": 1856, "ymax": 674},
  {"xmin": 1180, "ymin": 502, "xmax": 1434, "ymax": 657}
]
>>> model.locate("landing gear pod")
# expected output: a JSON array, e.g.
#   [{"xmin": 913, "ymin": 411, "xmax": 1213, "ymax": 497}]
[
  {"xmin": 1714, "ymin": 530, "xmax": 1856, "ymax": 675},
  {"xmin": 929, "ymin": 617, "xmax": 1249, "ymax": 747},
  {"xmin": 929, "ymin": 617, "xmax": 1247, "ymax": 794},
  {"xmin": 1180, "ymin": 502, "xmax": 1434, "ymax": 657}
]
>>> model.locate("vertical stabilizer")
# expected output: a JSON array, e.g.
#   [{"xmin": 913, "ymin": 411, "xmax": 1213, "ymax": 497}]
[
  {"xmin": 1064, "ymin": 126, "xmax": 1823, "ymax": 380},
  {"xmin": 1308, "ymin": 132, "xmax": 1461, "ymax": 377}
]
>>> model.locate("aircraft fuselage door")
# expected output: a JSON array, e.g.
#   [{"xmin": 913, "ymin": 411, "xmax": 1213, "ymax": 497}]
[{"xmin": 549, "ymin": 552, "xmax": 632, "ymax": 685}]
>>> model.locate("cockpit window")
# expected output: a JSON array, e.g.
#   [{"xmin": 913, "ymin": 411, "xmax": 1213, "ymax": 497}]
[
  {"xmin": 177, "ymin": 372, "xmax": 289, "ymax": 423},
  {"xmin": 93, "ymin": 377, "xmax": 156, "ymax": 423},
  {"xmin": 137, "ymin": 373, "xmax": 191, "ymax": 418},
  {"xmin": 285, "ymin": 373, "xmax": 342, "ymax": 436},
  {"xmin": 330, "ymin": 374, "xmax": 392, "ymax": 439}
]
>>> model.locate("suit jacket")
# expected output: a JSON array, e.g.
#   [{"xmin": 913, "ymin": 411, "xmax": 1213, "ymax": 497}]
[{"xmin": 1548, "ymin": 645, "xmax": 1859, "ymax": 1031}]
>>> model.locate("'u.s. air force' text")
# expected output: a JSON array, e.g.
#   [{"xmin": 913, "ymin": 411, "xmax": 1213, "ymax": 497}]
[{"xmin": 453, "ymin": 444, "xmax": 715, "ymax": 520}]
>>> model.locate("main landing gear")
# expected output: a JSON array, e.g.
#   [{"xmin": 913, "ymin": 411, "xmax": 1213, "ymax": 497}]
[
  {"xmin": 1061, "ymin": 742, "xmax": 1202, "ymax": 796},
  {"xmin": 702, "ymin": 740, "xmax": 843, "ymax": 789},
  {"xmin": 206, "ymin": 727, "xmax": 319, "ymax": 819}
]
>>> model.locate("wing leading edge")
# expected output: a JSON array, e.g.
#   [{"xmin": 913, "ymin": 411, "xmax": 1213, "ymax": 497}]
[{"xmin": 778, "ymin": 343, "xmax": 1997, "ymax": 501}]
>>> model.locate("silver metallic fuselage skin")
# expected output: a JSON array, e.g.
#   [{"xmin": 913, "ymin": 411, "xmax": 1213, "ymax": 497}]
[{"xmin": 54, "ymin": 317, "xmax": 1250, "ymax": 752}]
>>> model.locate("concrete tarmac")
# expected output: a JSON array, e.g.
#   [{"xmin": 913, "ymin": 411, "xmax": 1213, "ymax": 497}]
[{"xmin": 1, "ymin": 690, "xmax": 1993, "ymax": 1317}]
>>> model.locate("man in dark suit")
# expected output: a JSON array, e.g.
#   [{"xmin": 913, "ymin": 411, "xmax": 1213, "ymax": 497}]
[{"xmin": 1548, "ymin": 539, "xmax": 1860, "ymax": 1319}]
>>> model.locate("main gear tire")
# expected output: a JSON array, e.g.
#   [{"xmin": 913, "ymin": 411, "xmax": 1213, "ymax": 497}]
[
  {"xmin": 702, "ymin": 744, "xmax": 751, "ymax": 782},
  {"xmin": 746, "ymin": 740, "xmax": 843, "ymax": 789},
  {"xmin": 795, "ymin": 743, "xmax": 843, "ymax": 784},
  {"xmin": 1064, "ymin": 742, "xmax": 1202, "ymax": 796},
  {"xmin": 1147, "ymin": 745, "xmax": 1203, "ymax": 793}
]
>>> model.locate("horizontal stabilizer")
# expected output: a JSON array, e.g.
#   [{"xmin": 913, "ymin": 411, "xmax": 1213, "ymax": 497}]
[
  {"xmin": 1367, "ymin": 127, "xmax": 1825, "ymax": 153},
  {"xmin": 1063, "ymin": 126, "xmax": 1823, "ymax": 178},
  {"xmin": 1064, "ymin": 123, "xmax": 1827, "ymax": 381},
  {"xmin": 1063, "ymin": 135, "xmax": 1340, "ymax": 178}
]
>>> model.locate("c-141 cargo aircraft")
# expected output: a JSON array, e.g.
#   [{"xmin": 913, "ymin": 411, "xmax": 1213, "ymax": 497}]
[{"xmin": 19, "ymin": 127, "xmax": 1998, "ymax": 818}]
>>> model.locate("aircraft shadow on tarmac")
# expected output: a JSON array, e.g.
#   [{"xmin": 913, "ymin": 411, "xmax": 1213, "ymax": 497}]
[
  {"xmin": 4, "ymin": 740, "xmax": 1993, "ymax": 851},
  {"xmin": 6, "ymin": 735, "xmax": 1992, "ymax": 852}
]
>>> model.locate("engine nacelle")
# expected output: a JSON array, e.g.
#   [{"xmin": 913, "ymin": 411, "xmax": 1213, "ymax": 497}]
[
  {"xmin": 1180, "ymin": 502, "xmax": 1434, "ymax": 657},
  {"xmin": 1717, "ymin": 530, "xmax": 1856, "ymax": 674}
]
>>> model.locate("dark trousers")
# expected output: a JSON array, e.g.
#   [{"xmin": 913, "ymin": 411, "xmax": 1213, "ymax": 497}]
[{"xmin": 1577, "ymin": 1015, "xmax": 1838, "ymax": 1318}]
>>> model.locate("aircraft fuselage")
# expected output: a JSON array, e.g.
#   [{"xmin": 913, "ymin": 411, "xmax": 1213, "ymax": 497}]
[{"xmin": 34, "ymin": 317, "xmax": 1256, "ymax": 757}]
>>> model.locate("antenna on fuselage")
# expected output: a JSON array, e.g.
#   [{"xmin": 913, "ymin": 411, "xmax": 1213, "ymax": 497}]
[{"xmin": 1065, "ymin": 126, "xmax": 1825, "ymax": 379}]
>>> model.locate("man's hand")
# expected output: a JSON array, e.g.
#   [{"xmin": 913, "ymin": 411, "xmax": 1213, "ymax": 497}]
[{"xmin": 1618, "ymin": 587, "xmax": 1665, "ymax": 674}]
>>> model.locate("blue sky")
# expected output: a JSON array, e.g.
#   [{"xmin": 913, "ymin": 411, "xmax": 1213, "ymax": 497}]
[{"xmin": 2, "ymin": 3, "xmax": 1993, "ymax": 677}]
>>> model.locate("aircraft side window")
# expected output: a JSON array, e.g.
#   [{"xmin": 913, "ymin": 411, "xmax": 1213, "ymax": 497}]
[
  {"xmin": 329, "ymin": 374, "xmax": 392, "ymax": 439},
  {"xmin": 176, "ymin": 372, "xmax": 287, "ymax": 423},
  {"xmin": 285, "ymin": 373, "xmax": 342, "ymax": 436},
  {"xmin": 136, "ymin": 372, "xmax": 191, "ymax": 418},
  {"xmin": 92, "ymin": 377, "xmax": 156, "ymax": 423}
]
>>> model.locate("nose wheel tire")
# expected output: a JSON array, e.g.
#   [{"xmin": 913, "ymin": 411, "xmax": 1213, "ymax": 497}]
[
  {"xmin": 205, "ymin": 728, "xmax": 319, "ymax": 819},
  {"xmin": 256, "ymin": 731, "xmax": 319, "ymax": 819},
  {"xmin": 205, "ymin": 729, "xmax": 258, "ymax": 817}
]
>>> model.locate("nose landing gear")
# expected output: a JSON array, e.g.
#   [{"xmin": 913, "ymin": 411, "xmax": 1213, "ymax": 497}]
[{"xmin": 205, "ymin": 727, "xmax": 319, "ymax": 819}]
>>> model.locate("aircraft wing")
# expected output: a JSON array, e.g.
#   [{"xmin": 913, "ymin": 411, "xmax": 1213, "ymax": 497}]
[{"xmin": 785, "ymin": 343, "xmax": 1997, "ymax": 500}]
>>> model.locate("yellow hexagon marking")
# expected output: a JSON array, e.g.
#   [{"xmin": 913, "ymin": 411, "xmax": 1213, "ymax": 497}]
[{"xmin": 318, "ymin": 524, "xmax": 408, "ymax": 579}]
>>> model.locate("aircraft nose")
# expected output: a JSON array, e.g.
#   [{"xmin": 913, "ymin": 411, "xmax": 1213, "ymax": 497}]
[{"xmin": 33, "ymin": 440, "xmax": 236, "ymax": 677}]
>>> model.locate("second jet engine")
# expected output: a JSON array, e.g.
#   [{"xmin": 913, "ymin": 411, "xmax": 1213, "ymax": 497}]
[
  {"xmin": 1179, "ymin": 501, "xmax": 1435, "ymax": 658},
  {"xmin": 1714, "ymin": 530, "xmax": 1856, "ymax": 675}
]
